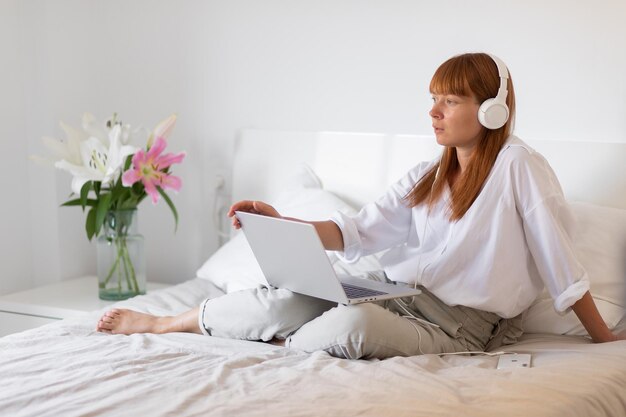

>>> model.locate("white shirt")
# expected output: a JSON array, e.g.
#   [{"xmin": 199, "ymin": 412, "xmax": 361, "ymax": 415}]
[{"xmin": 331, "ymin": 136, "xmax": 589, "ymax": 318}]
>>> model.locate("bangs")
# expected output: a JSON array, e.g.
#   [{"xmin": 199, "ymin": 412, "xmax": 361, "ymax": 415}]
[{"xmin": 429, "ymin": 56, "xmax": 474, "ymax": 97}]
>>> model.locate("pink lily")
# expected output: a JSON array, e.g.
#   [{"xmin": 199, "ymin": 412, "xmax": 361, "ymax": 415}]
[{"xmin": 122, "ymin": 136, "xmax": 186, "ymax": 204}]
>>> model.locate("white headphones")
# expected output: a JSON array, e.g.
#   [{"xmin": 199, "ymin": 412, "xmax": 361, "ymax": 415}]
[{"xmin": 477, "ymin": 54, "xmax": 510, "ymax": 130}]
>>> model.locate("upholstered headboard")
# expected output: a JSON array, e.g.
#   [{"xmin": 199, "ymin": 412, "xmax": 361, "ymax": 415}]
[{"xmin": 232, "ymin": 129, "xmax": 626, "ymax": 210}]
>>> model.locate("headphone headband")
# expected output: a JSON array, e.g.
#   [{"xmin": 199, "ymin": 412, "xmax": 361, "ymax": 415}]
[{"xmin": 488, "ymin": 54, "xmax": 509, "ymax": 103}]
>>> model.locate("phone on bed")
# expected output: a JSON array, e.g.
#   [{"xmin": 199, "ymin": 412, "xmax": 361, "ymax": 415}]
[{"xmin": 497, "ymin": 354, "xmax": 532, "ymax": 369}]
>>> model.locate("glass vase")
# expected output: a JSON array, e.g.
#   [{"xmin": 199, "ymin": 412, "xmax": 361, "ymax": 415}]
[{"xmin": 97, "ymin": 209, "xmax": 146, "ymax": 300}]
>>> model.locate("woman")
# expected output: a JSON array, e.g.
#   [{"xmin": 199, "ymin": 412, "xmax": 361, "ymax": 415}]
[{"xmin": 96, "ymin": 53, "xmax": 624, "ymax": 359}]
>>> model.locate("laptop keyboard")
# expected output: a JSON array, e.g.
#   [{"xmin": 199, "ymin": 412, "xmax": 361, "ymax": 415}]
[{"xmin": 341, "ymin": 283, "xmax": 387, "ymax": 299}]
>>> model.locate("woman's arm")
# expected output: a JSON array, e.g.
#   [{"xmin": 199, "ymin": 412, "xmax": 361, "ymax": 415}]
[
  {"xmin": 308, "ymin": 220, "xmax": 344, "ymax": 251},
  {"xmin": 227, "ymin": 200, "xmax": 344, "ymax": 251},
  {"xmin": 572, "ymin": 291, "xmax": 625, "ymax": 342}
]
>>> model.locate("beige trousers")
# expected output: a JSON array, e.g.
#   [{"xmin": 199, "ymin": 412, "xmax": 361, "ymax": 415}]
[{"xmin": 198, "ymin": 273, "xmax": 516, "ymax": 360}]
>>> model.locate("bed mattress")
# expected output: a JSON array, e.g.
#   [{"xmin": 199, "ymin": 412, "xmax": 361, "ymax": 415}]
[{"xmin": 1, "ymin": 278, "xmax": 625, "ymax": 417}]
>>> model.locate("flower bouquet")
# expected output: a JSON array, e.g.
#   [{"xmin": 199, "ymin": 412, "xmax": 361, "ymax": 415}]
[{"xmin": 37, "ymin": 113, "xmax": 185, "ymax": 299}]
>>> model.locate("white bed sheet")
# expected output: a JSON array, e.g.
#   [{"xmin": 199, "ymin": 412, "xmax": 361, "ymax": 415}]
[{"xmin": 1, "ymin": 278, "xmax": 625, "ymax": 417}]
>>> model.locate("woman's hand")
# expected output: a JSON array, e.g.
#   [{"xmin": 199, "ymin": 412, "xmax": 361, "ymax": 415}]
[
  {"xmin": 609, "ymin": 328, "xmax": 626, "ymax": 342},
  {"xmin": 227, "ymin": 200, "xmax": 344, "ymax": 250},
  {"xmin": 572, "ymin": 292, "xmax": 626, "ymax": 343},
  {"xmin": 227, "ymin": 200, "xmax": 281, "ymax": 229},
  {"xmin": 597, "ymin": 328, "xmax": 626, "ymax": 343}
]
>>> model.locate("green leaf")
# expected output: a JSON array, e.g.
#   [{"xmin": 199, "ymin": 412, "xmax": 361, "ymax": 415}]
[
  {"xmin": 131, "ymin": 182, "xmax": 144, "ymax": 197},
  {"xmin": 62, "ymin": 198, "xmax": 98, "ymax": 207},
  {"xmin": 86, "ymin": 207, "xmax": 97, "ymax": 241},
  {"xmin": 95, "ymin": 193, "xmax": 113, "ymax": 237},
  {"xmin": 123, "ymin": 154, "xmax": 133, "ymax": 171},
  {"xmin": 157, "ymin": 186, "xmax": 178, "ymax": 232},
  {"xmin": 80, "ymin": 181, "xmax": 91, "ymax": 210}
]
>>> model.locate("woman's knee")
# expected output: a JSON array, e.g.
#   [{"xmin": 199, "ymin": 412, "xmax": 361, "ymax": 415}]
[
  {"xmin": 201, "ymin": 286, "xmax": 333, "ymax": 341},
  {"xmin": 289, "ymin": 303, "xmax": 395, "ymax": 359}
]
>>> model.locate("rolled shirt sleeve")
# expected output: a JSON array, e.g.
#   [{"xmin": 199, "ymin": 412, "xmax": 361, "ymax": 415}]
[{"xmin": 330, "ymin": 210, "xmax": 363, "ymax": 263}]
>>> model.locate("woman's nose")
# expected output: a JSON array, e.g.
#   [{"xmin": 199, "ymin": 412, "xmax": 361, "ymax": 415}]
[{"xmin": 429, "ymin": 105, "xmax": 442, "ymax": 119}]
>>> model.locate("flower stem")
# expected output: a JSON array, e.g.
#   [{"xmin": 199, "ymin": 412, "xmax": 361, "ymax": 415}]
[
  {"xmin": 120, "ymin": 238, "xmax": 139, "ymax": 293},
  {"xmin": 101, "ymin": 236, "xmax": 139, "ymax": 296},
  {"xmin": 119, "ymin": 238, "xmax": 128, "ymax": 293},
  {"xmin": 101, "ymin": 245, "xmax": 121, "ymax": 288},
  {"xmin": 98, "ymin": 210, "xmax": 143, "ymax": 299}
]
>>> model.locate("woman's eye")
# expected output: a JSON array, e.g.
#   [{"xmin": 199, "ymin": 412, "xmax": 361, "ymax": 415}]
[{"xmin": 446, "ymin": 99, "xmax": 457, "ymax": 105}]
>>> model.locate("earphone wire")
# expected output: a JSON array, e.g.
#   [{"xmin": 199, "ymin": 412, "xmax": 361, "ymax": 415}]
[{"xmin": 392, "ymin": 161, "xmax": 442, "ymax": 354}]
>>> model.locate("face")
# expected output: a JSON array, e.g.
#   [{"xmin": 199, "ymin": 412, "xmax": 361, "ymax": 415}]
[{"xmin": 429, "ymin": 93, "xmax": 483, "ymax": 151}]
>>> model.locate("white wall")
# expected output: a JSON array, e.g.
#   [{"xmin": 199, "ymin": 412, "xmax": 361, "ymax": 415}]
[
  {"xmin": 1, "ymin": 1, "xmax": 32, "ymax": 294},
  {"xmin": 2, "ymin": 0, "xmax": 625, "ymax": 293}
]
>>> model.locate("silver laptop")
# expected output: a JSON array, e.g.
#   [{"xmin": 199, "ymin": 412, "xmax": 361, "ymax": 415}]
[{"xmin": 235, "ymin": 211, "xmax": 421, "ymax": 305}]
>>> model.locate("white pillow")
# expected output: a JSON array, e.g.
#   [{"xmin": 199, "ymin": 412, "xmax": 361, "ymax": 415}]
[
  {"xmin": 196, "ymin": 232, "xmax": 264, "ymax": 293},
  {"xmin": 523, "ymin": 202, "xmax": 626, "ymax": 336},
  {"xmin": 196, "ymin": 165, "xmax": 383, "ymax": 293}
]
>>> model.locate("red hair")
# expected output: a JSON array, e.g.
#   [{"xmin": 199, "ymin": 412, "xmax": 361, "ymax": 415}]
[{"xmin": 405, "ymin": 53, "xmax": 516, "ymax": 220}]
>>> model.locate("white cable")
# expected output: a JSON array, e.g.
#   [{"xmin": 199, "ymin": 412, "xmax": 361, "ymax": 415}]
[
  {"xmin": 437, "ymin": 350, "xmax": 509, "ymax": 357},
  {"xmin": 394, "ymin": 298, "xmax": 440, "ymax": 329},
  {"xmin": 400, "ymin": 311, "xmax": 513, "ymax": 358},
  {"xmin": 403, "ymin": 315, "xmax": 425, "ymax": 355},
  {"xmin": 391, "ymin": 187, "xmax": 441, "ymax": 331}
]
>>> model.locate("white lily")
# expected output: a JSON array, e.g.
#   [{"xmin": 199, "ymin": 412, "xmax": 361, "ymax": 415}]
[
  {"xmin": 55, "ymin": 124, "xmax": 138, "ymax": 194},
  {"xmin": 81, "ymin": 112, "xmax": 148, "ymax": 146},
  {"xmin": 121, "ymin": 123, "xmax": 149, "ymax": 146},
  {"xmin": 82, "ymin": 112, "xmax": 111, "ymax": 146},
  {"xmin": 30, "ymin": 120, "xmax": 88, "ymax": 167}
]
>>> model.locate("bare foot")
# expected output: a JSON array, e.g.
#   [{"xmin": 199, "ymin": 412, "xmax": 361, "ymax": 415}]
[{"xmin": 96, "ymin": 309, "xmax": 174, "ymax": 335}]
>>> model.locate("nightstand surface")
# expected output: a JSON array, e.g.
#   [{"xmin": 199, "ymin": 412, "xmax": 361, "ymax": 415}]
[{"xmin": 0, "ymin": 276, "xmax": 169, "ymax": 320}]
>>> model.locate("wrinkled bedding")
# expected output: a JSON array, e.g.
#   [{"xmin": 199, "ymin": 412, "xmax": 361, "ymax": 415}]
[{"xmin": 1, "ymin": 278, "xmax": 625, "ymax": 417}]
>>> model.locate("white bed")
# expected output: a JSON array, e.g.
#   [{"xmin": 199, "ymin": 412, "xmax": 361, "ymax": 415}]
[{"xmin": 1, "ymin": 130, "xmax": 625, "ymax": 417}]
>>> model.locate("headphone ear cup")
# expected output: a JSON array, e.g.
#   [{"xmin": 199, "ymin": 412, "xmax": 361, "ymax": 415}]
[{"xmin": 478, "ymin": 98, "xmax": 509, "ymax": 130}]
